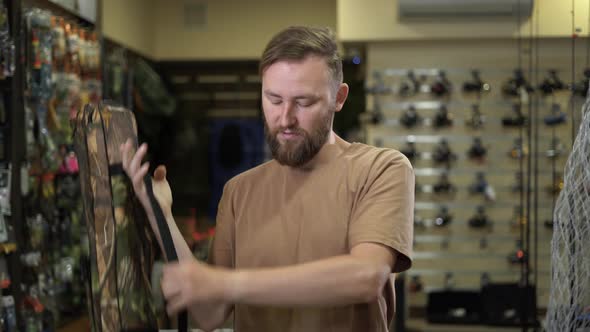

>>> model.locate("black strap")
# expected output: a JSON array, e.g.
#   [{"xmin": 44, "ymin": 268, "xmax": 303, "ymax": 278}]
[
  {"xmin": 143, "ymin": 176, "xmax": 188, "ymax": 332},
  {"xmin": 109, "ymin": 163, "xmax": 125, "ymax": 176}
]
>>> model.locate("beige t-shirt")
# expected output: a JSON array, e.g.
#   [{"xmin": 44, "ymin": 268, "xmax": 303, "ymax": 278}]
[{"xmin": 210, "ymin": 136, "xmax": 414, "ymax": 332}]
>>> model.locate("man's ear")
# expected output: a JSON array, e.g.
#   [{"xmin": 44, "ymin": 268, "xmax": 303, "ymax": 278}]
[{"xmin": 334, "ymin": 83, "xmax": 349, "ymax": 113}]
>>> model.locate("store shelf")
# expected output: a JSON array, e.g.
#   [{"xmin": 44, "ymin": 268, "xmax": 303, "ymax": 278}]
[
  {"xmin": 413, "ymin": 252, "xmax": 505, "ymax": 260},
  {"xmin": 373, "ymin": 134, "xmax": 550, "ymax": 145},
  {"xmin": 414, "ymin": 234, "xmax": 544, "ymax": 243},
  {"xmin": 405, "ymin": 318, "xmax": 542, "ymax": 332},
  {"xmin": 23, "ymin": 0, "xmax": 96, "ymax": 26},
  {"xmin": 408, "ymin": 268, "xmax": 550, "ymax": 277},
  {"xmin": 378, "ymin": 67, "xmax": 566, "ymax": 78},
  {"xmin": 414, "ymin": 167, "xmax": 552, "ymax": 177},
  {"xmin": 415, "ymin": 201, "xmax": 552, "ymax": 210},
  {"xmin": 0, "ymin": 243, "xmax": 17, "ymax": 254}
]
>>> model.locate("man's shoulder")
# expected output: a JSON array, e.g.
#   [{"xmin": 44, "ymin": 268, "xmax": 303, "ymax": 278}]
[
  {"xmin": 347, "ymin": 143, "xmax": 413, "ymax": 171},
  {"xmin": 225, "ymin": 159, "xmax": 278, "ymax": 189}
]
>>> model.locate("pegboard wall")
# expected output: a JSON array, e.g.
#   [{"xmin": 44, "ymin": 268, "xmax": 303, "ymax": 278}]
[{"xmin": 362, "ymin": 38, "xmax": 586, "ymax": 316}]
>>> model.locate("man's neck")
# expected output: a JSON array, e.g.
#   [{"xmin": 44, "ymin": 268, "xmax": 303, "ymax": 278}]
[{"xmin": 290, "ymin": 132, "xmax": 350, "ymax": 171}]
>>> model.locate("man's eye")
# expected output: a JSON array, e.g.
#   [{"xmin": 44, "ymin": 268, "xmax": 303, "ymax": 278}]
[
  {"xmin": 298, "ymin": 101, "xmax": 314, "ymax": 107},
  {"xmin": 270, "ymin": 100, "xmax": 282, "ymax": 105}
]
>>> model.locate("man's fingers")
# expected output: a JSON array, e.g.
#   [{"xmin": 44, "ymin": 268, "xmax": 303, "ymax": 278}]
[
  {"xmin": 128, "ymin": 143, "xmax": 148, "ymax": 174},
  {"xmin": 120, "ymin": 139, "xmax": 133, "ymax": 171},
  {"xmin": 162, "ymin": 263, "xmax": 181, "ymax": 277},
  {"xmin": 154, "ymin": 165, "xmax": 167, "ymax": 181},
  {"xmin": 166, "ymin": 296, "xmax": 186, "ymax": 317},
  {"xmin": 161, "ymin": 267, "xmax": 182, "ymax": 300},
  {"xmin": 132, "ymin": 162, "xmax": 150, "ymax": 189},
  {"xmin": 161, "ymin": 279, "xmax": 181, "ymax": 299}
]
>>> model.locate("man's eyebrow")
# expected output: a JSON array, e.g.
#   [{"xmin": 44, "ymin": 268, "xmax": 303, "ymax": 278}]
[
  {"xmin": 294, "ymin": 95, "xmax": 317, "ymax": 100},
  {"xmin": 263, "ymin": 90, "xmax": 281, "ymax": 98},
  {"xmin": 263, "ymin": 90, "xmax": 318, "ymax": 100}
]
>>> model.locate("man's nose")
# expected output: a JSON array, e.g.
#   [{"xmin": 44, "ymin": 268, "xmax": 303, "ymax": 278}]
[{"xmin": 279, "ymin": 102, "xmax": 297, "ymax": 128}]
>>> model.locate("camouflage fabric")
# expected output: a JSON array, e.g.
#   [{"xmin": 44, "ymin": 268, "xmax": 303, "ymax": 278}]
[{"xmin": 73, "ymin": 103, "xmax": 158, "ymax": 332}]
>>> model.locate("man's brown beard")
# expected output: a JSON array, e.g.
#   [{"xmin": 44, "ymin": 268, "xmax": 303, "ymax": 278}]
[{"xmin": 264, "ymin": 111, "xmax": 332, "ymax": 167}]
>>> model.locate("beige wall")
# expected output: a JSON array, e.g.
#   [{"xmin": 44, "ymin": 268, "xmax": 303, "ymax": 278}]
[
  {"xmin": 338, "ymin": 0, "xmax": 590, "ymax": 41},
  {"xmin": 102, "ymin": 0, "xmax": 155, "ymax": 57},
  {"xmin": 152, "ymin": 0, "xmax": 337, "ymax": 60},
  {"xmin": 100, "ymin": 0, "xmax": 589, "ymax": 59}
]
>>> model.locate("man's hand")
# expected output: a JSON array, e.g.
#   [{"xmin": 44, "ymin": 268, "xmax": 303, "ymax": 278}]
[
  {"xmin": 119, "ymin": 139, "xmax": 233, "ymax": 330},
  {"xmin": 161, "ymin": 259, "xmax": 232, "ymax": 316},
  {"xmin": 120, "ymin": 139, "xmax": 173, "ymax": 218}
]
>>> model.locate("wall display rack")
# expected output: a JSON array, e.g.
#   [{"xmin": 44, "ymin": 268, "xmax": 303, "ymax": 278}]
[
  {"xmin": 2, "ymin": 0, "xmax": 102, "ymax": 330},
  {"xmin": 364, "ymin": 66, "xmax": 574, "ymax": 328}
]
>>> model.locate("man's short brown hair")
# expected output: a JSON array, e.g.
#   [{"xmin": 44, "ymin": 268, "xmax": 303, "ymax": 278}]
[{"xmin": 259, "ymin": 26, "xmax": 343, "ymax": 90}]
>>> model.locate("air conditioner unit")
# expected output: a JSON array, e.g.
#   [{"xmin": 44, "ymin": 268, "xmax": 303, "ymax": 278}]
[{"xmin": 398, "ymin": 0, "xmax": 534, "ymax": 18}]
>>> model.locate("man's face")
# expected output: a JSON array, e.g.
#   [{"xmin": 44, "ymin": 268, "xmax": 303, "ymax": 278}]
[{"xmin": 261, "ymin": 56, "xmax": 340, "ymax": 167}]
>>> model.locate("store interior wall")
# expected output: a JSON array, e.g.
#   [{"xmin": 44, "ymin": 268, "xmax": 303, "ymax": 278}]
[
  {"xmin": 101, "ymin": 0, "xmax": 337, "ymax": 60},
  {"xmin": 102, "ymin": 0, "xmax": 155, "ymax": 57},
  {"xmin": 101, "ymin": 0, "xmax": 590, "ymax": 60},
  {"xmin": 152, "ymin": 0, "xmax": 337, "ymax": 60},
  {"xmin": 337, "ymin": 0, "xmax": 590, "ymax": 41}
]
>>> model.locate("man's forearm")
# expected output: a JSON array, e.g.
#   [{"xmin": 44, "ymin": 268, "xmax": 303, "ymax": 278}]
[{"xmin": 228, "ymin": 255, "xmax": 390, "ymax": 307}]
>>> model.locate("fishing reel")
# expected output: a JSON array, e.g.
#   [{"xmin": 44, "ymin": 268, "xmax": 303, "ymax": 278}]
[
  {"xmin": 546, "ymin": 173, "xmax": 564, "ymax": 196},
  {"xmin": 508, "ymin": 137, "xmax": 528, "ymax": 160},
  {"xmin": 469, "ymin": 172, "xmax": 495, "ymax": 201},
  {"xmin": 545, "ymin": 137, "xmax": 565, "ymax": 159},
  {"xmin": 433, "ymin": 172, "xmax": 456, "ymax": 194},
  {"xmin": 469, "ymin": 206, "xmax": 491, "ymax": 228},
  {"xmin": 467, "ymin": 137, "xmax": 487, "ymax": 160},
  {"xmin": 502, "ymin": 69, "xmax": 534, "ymax": 97},
  {"xmin": 432, "ymin": 138, "xmax": 457, "ymax": 165},
  {"xmin": 502, "ymin": 103, "xmax": 528, "ymax": 127},
  {"xmin": 399, "ymin": 105, "xmax": 422, "ymax": 128},
  {"xmin": 462, "ymin": 69, "xmax": 491, "ymax": 94},
  {"xmin": 434, "ymin": 205, "xmax": 453, "ymax": 227},
  {"xmin": 444, "ymin": 272, "xmax": 455, "ymax": 289},
  {"xmin": 398, "ymin": 70, "xmax": 421, "ymax": 97},
  {"xmin": 432, "ymin": 105, "xmax": 453, "ymax": 128},
  {"xmin": 573, "ymin": 68, "xmax": 590, "ymax": 98},
  {"xmin": 366, "ymin": 101, "xmax": 384, "ymax": 125},
  {"xmin": 400, "ymin": 139, "xmax": 419, "ymax": 161},
  {"xmin": 465, "ymin": 104, "xmax": 485, "ymax": 129},
  {"xmin": 507, "ymin": 240, "xmax": 528, "ymax": 265},
  {"xmin": 538, "ymin": 69, "xmax": 566, "ymax": 96},
  {"xmin": 543, "ymin": 103, "xmax": 566, "ymax": 126},
  {"xmin": 430, "ymin": 70, "xmax": 452, "ymax": 97},
  {"xmin": 409, "ymin": 275, "xmax": 424, "ymax": 293},
  {"xmin": 509, "ymin": 205, "xmax": 527, "ymax": 230}
]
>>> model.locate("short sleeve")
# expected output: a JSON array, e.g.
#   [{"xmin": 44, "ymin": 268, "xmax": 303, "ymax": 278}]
[
  {"xmin": 208, "ymin": 180, "xmax": 236, "ymax": 268},
  {"xmin": 348, "ymin": 152, "xmax": 414, "ymax": 273}
]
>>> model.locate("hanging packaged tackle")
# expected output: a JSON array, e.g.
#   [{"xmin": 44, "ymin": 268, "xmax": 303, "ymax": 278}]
[
  {"xmin": 0, "ymin": 3, "xmax": 15, "ymax": 79},
  {"xmin": 25, "ymin": 9, "xmax": 58, "ymax": 171}
]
